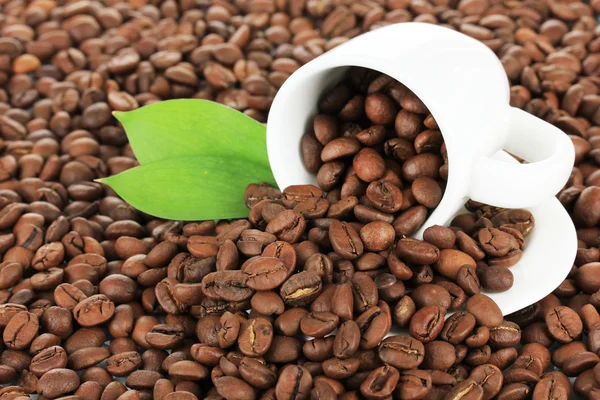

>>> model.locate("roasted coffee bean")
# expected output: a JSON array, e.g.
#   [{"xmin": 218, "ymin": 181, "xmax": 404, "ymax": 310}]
[
  {"xmin": 300, "ymin": 311, "xmax": 339, "ymax": 337},
  {"xmin": 36, "ymin": 368, "xmax": 80, "ymax": 398},
  {"xmin": 445, "ymin": 378, "xmax": 484, "ymax": 400},
  {"xmin": 280, "ymin": 271, "xmax": 322, "ymax": 306},
  {"xmin": 360, "ymin": 221, "xmax": 395, "ymax": 252},
  {"xmin": 238, "ymin": 317, "xmax": 273, "ymax": 357},
  {"xmin": 434, "ymin": 249, "xmax": 477, "ymax": 280},
  {"xmin": 497, "ymin": 383, "xmax": 531, "ymax": 400},
  {"xmin": 333, "ymin": 320, "xmax": 361, "ymax": 358},
  {"xmin": 395, "ymin": 369, "xmax": 432, "ymax": 400},
  {"xmin": 411, "ymin": 283, "xmax": 451, "ymax": 311},
  {"xmin": 106, "ymin": 351, "xmax": 142, "ymax": 377},
  {"xmin": 513, "ymin": 343, "xmax": 551, "ymax": 376},
  {"xmin": 466, "ymin": 294, "xmax": 503, "ymax": 328},
  {"xmin": 323, "ymin": 357, "xmax": 360, "ymax": 379},
  {"xmin": 422, "ymin": 340, "xmax": 456, "ymax": 371},
  {"xmin": 470, "ymin": 364, "xmax": 503, "ymax": 399},
  {"xmin": 202, "ymin": 271, "xmax": 254, "ymax": 302},
  {"xmin": 30, "ymin": 345, "xmax": 68, "ymax": 377},
  {"xmin": 275, "ymin": 365, "xmax": 313, "ymax": 400},
  {"xmin": 397, "ymin": 238, "xmax": 440, "ymax": 265},
  {"xmin": 545, "ymin": 306, "xmax": 583, "ymax": 343},
  {"xmin": 3, "ymin": 311, "xmax": 38, "ymax": 350},
  {"xmin": 457, "ymin": 265, "xmax": 481, "ymax": 295},
  {"xmin": 68, "ymin": 346, "xmax": 110, "ymax": 370},
  {"xmin": 145, "ymin": 324, "xmax": 185, "ymax": 350},
  {"xmin": 329, "ymin": 219, "xmax": 364, "ymax": 260},
  {"xmin": 533, "ymin": 372, "xmax": 571, "ymax": 399},
  {"xmin": 356, "ymin": 304, "xmax": 391, "ymax": 349},
  {"xmin": 489, "ymin": 321, "xmax": 521, "ymax": 348},
  {"xmin": 360, "ymin": 365, "xmax": 399, "ymax": 399},
  {"xmin": 442, "ymin": 312, "xmax": 477, "ymax": 345},
  {"xmin": 242, "ymin": 256, "xmax": 288, "ymax": 290},
  {"xmin": 479, "ymin": 265, "xmax": 514, "ymax": 292},
  {"xmin": 409, "ymin": 305, "xmax": 445, "ymax": 343},
  {"xmin": 73, "ymin": 294, "xmax": 115, "ymax": 327},
  {"xmin": 366, "ymin": 180, "xmax": 403, "ymax": 213},
  {"xmin": 378, "ymin": 336, "xmax": 424, "ymax": 369},
  {"xmin": 239, "ymin": 357, "xmax": 276, "ymax": 389}
]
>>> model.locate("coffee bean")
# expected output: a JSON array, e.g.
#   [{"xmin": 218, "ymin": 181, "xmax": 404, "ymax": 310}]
[
  {"xmin": 533, "ymin": 372, "xmax": 571, "ymax": 399},
  {"xmin": 445, "ymin": 378, "xmax": 484, "ymax": 400},
  {"xmin": 411, "ymin": 283, "xmax": 451, "ymax": 311},
  {"xmin": 397, "ymin": 238, "xmax": 441, "ymax": 265},
  {"xmin": 36, "ymin": 368, "xmax": 80, "ymax": 398},
  {"xmin": 441, "ymin": 312, "xmax": 477, "ymax": 345},
  {"xmin": 68, "ymin": 346, "xmax": 110, "ymax": 370},
  {"xmin": 489, "ymin": 321, "xmax": 521, "ymax": 348},
  {"xmin": 106, "ymin": 351, "xmax": 142, "ymax": 377},
  {"xmin": 412, "ymin": 177, "xmax": 443, "ymax": 208},
  {"xmin": 145, "ymin": 324, "xmax": 185, "ymax": 350},
  {"xmin": 351, "ymin": 272, "xmax": 378, "ymax": 313},
  {"xmin": 434, "ymin": 249, "xmax": 477, "ymax": 280},
  {"xmin": 422, "ymin": 340, "xmax": 456, "ymax": 371},
  {"xmin": 242, "ymin": 256, "xmax": 288, "ymax": 290},
  {"xmin": 202, "ymin": 271, "xmax": 254, "ymax": 303},
  {"xmin": 497, "ymin": 383, "xmax": 531, "ymax": 400},
  {"xmin": 545, "ymin": 306, "xmax": 583, "ymax": 343},
  {"xmin": 378, "ymin": 336, "xmax": 424, "ymax": 369},
  {"xmin": 359, "ymin": 221, "xmax": 395, "ymax": 252},
  {"xmin": 215, "ymin": 376, "xmax": 255, "ymax": 400},
  {"xmin": 360, "ymin": 365, "xmax": 399, "ymax": 399},
  {"xmin": 423, "ymin": 225, "xmax": 456, "ymax": 249},
  {"xmin": 513, "ymin": 343, "xmax": 551, "ymax": 376},
  {"xmin": 329, "ymin": 219, "xmax": 364, "ymax": 260},
  {"xmin": 238, "ymin": 317, "xmax": 273, "ymax": 357},
  {"xmin": 238, "ymin": 357, "xmax": 276, "ymax": 389},
  {"xmin": 280, "ymin": 271, "xmax": 322, "ymax": 307},
  {"xmin": 30, "ymin": 345, "xmax": 68, "ymax": 377},
  {"xmin": 366, "ymin": 180, "xmax": 403, "ymax": 213},
  {"xmin": 323, "ymin": 357, "xmax": 360, "ymax": 379},
  {"xmin": 333, "ymin": 320, "xmax": 360, "ymax": 358},
  {"xmin": 73, "ymin": 294, "xmax": 115, "ymax": 327},
  {"xmin": 365, "ymin": 92, "xmax": 397, "ymax": 125},
  {"xmin": 395, "ymin": 369, "xmax": 432, "ymax": 399},
  {"xmin": 3, "ymin": 311, "xmax": 38, "ymax": 350},
  {"xmin": 562, "ymin": 351, "xmax": 600, "ymax": 376},
  {"xmin": 265, "ymin": 210, "xmax": 306, "ymax": 243},
  {"xmin": 168, "ymin": 360, "xmax": 208, "ymax": 381},
  {"xmin": 409, "ymin": 305, "xmax": 445, "ymax": 343},
  {"xmin": 353, "ymin": 148, "xmax": 386, "ymax": 183},
  {"xmin": 126, "ymin": 369, "xmax": 164, "ymax": 390},
  {"xmin": 275, "ymin": 365, "xmax": 312, "ymax": 400},
  {"xmin": 466, "ymin": 294, "xmax": 503, "ymax": 328},
  {"xmin": 300, "ymin": 311, "xmax": 339, "ymax": 337}
]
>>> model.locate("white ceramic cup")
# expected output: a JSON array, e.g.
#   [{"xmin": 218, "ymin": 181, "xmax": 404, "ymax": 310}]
[{"xmin": 266, "ymin": 22, "xmax": 575, "ymax": 237}]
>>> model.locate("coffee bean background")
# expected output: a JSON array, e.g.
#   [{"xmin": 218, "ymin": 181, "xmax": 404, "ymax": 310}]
[{"xmin": 0, "ymin": 0, "xmax": 598, "ymax": 399}]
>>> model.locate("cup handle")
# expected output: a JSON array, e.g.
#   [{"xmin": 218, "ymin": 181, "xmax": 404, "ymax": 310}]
[{"xmin": 468, "ymin": 107, "xmax": 574, "ymax": 208}]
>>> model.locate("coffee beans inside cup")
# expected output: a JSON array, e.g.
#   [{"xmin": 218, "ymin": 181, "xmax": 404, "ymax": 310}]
[{"xmin": 301, "ymin": 68, "xmax": 449, "ymax": 240}]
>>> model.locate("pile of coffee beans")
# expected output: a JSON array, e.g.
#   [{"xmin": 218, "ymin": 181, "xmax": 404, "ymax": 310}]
[{"xmin": 0, "ymin": 0, "xmax": 599, "ymax": 398}]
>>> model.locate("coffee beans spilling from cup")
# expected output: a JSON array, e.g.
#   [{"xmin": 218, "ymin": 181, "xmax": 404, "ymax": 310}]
[
  {"xmin": 0, "ymin": 0, "xmax": 598, "ymax": 399},
  {"xmin": 300, "ymin": 68, "xmax": 450, "ymax": 240}
]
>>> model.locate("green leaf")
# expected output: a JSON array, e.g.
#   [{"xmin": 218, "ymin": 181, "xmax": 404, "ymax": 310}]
[
  {"xmin": 114, "ymin": 99, "xmax": 270, "ymax": 167},
  {"xmin": 99, "ymin": 156, "xmax": 276, "ymax": 220}
]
